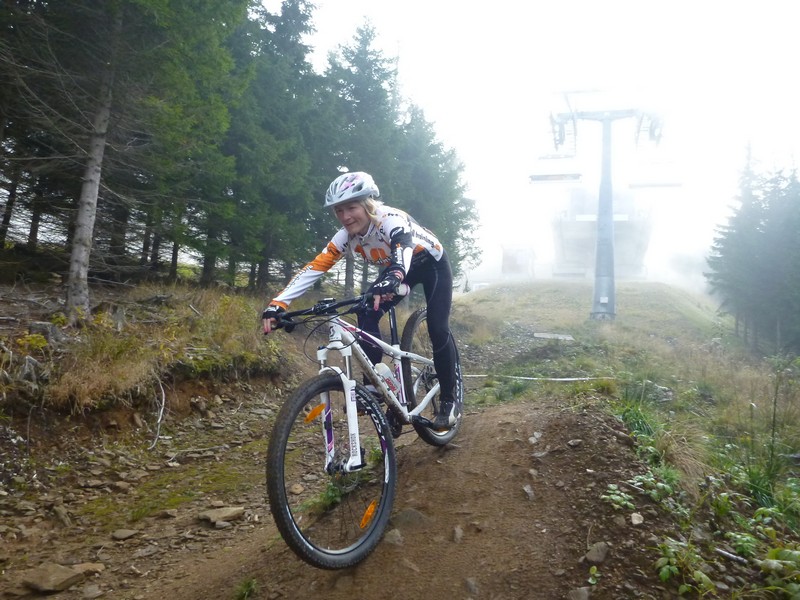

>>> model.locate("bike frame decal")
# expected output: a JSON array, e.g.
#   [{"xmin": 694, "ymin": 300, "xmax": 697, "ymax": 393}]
[
  {"xmin": 321, "ymin": 391, "xmax": 334, "ymax": 472},
  {"xmin": 341, "ymin": 377, "xmax": 363, "ymax": 472}
]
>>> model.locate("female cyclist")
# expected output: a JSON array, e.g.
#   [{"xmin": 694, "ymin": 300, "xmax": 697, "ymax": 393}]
[{"xmin": 261, "ymin": 171, "xmax": 459, "ymax": 430}]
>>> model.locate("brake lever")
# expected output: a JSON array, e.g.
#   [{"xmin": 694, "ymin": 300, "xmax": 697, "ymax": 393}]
[
  {"xmin": 348, "ymin": 295, "xmax": 371, "ymax": 316},
  {"xmin": 276, "ymin": 315, "xmax": 296, "ymax": 333}
]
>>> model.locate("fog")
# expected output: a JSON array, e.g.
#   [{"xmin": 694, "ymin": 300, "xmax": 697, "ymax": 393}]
[
  {"xmin": 465, "ymin": 107, "xmax": 735, "ymax": 295},
  {"xmin": 265, "ymin": 0, "xmax": 800, "ymax": 294}
]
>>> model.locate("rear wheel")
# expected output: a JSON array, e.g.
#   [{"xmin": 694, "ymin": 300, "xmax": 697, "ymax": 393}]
[
  {"xmin": 400, "ymin": 308, "xmax": 463, "ymax": 446},
  {"xmin": 266, "ymin": 374, "xmax": 396, "ymax": 569}
]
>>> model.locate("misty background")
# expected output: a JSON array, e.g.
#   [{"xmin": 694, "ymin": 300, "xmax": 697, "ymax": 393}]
[{"xmin": 281, "ymin": 0, "xmax": 800, "ymax": 294}]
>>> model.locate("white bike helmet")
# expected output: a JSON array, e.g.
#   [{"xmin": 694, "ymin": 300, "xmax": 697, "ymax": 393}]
[{"xmin": 324, "ymin": 172, "xmax": 379, "ymax": 208}]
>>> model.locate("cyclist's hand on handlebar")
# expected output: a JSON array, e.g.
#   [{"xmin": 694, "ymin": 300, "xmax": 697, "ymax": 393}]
[
  {"xmin": 371, "ymin": 293, "xmax": 391, "ymax": 311},
  {"xmin": 261, "ymin": 305, "xmax": 285, "ymax": 334},
  {"xmin": 369, "ymin": 268, "xmax": 404, "ymax": 310}
]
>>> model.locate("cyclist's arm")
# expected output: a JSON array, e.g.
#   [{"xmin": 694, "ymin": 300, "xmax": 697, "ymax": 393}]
[
  {"xmin": 263, "ymin": 232, "xmax": 346, "ymax": 332},
  {"xmin": 380, "ymin": 206, "xmax": 444, "ymax": 262},
  {"xmin": 368, "ymin": 215, "xmax": 415, "ymax": 310},
  {"xmin": 379, "ymin": 211, "xmax": 416, "ymax": 279},
  {"xmin": 387, "ymin": 225, "xmax": 414, "ymax": 277}
]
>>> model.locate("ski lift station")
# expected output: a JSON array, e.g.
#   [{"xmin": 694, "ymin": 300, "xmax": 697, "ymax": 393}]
[{"xmin": 466, "ymin": 91, "xmax": 682, "ymax": 305}]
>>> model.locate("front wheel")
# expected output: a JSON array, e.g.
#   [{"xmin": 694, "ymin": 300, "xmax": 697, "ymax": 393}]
[
  {"xmin": 266, "ymin": 374, "xmax": 396, "ymax": 569},
  {"xmin": 400, "ymin": 308, "xmax": 464, "ymax": 446}
]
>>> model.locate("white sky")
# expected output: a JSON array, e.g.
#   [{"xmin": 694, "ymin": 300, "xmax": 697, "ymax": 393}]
[{"xmin": 266, "ymin": 0, "xmax": 800, "ymax": 289}]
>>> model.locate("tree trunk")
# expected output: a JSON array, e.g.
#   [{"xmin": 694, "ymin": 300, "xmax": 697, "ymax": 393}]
[
  {"xmin": 66, "ymin": 12, "xmax": 120, "ymax": 325},
  {"xmin": 27, "ymin": 179, "xmax": 44, "ymax": 251},
  {"xmin": 344, "ymin": 253, "xmax": 355, "ymax": 297},
  {"xmin": 149, "ymin": 230, "xmax": 162, "ymax": 271},
  {"xmin": 360, "ymin": 262, "xmax": 371, "ymax": 292},
  {"xmin": 0, "ymin": 175, "xmax": 18, "ymax": 246},
  {"xmin": 282, "ymin": 260, "xmax": 293, "ymax": 284},
  {"xmin": 140, "ymin": 217, "xmax": 152, "ymax": 266},
  {"xmin": 227, "ymin": 256, "xmax": 237, "ymax": 286},
  {"xmin": 248, "ymin": 262, "xmax": 256, "ymax": 289},
  {"xmin": 256, "ymin": 257, "xmax": 269, "ymax": 291},
  {"xmin": 141, "ymin": 203, "xmax": 160, "ymax": 267},
  {"xmin": 169, "ymin": 240, "xmax": 179, "ymax": 281},
  {"xmin": 200, "ymin": 225, "xmax": 218, "ymax": 287},
  {"xmin": 26, "ymin": 186, "xmax": 42, "ymax": 252}
]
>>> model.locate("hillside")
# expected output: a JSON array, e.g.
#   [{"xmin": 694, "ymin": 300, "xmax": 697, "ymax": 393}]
[{"xmin": 0, "ymin": 280, "xmax": 786, "ymax": 599}]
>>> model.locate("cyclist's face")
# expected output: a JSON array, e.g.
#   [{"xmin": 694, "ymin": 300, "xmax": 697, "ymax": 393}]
[{"xmin": 334, "ymin": 201, "xmax": 371, "ymax": 235}]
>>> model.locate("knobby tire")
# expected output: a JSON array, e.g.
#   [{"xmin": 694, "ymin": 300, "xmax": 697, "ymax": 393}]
[
  {"xmin": 266, "ymin": 374, "xmax": 397, "ymax": 569},
  {"xmin": 400, "ymin": 308, "xmax": 464, "ymax": 446}
]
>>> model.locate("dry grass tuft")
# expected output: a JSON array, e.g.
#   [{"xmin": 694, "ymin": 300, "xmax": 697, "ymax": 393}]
[
  {"xmin": 44, "ymin": 284, "xmax": 282, "ymax": 412},
  {"xmin": 652, "ymin": 422, "xmax": 711, "ymax": 500}
]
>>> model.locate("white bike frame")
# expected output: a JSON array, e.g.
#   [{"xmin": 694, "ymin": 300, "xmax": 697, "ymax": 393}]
[{"xmin": 317, "ymin": 314, "xmax": 439, "ymax": 473}]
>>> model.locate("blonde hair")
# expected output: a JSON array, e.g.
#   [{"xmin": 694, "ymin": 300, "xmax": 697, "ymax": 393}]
[{"xmin": 361, "ymin": 197, "xmax": 383, "ymax": 224}]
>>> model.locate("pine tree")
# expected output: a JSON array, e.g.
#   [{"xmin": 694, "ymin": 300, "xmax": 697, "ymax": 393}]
[{"xmin": 707, "ymin": 160, "xmax": 800, "ymax": 353}]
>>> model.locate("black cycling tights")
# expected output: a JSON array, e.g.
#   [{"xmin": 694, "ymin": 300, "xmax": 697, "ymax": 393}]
[{"xmin": 357, "ymin": 251, "xmax": 457, "ymax": 403}]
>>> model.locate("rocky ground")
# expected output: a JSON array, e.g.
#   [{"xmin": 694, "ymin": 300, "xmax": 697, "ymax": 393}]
[
  {"xmin": 1, "ymin": 379, "xmax": 687, "ymax": 600},
  {"xmin": 0, "ymin": 284, "xmax": 761, "ymax": 599}
]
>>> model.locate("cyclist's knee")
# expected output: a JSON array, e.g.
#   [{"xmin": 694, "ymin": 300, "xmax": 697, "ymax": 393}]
[{"xmin": 428, "ymin": 325, "xmax": 453, "ymax": 348}]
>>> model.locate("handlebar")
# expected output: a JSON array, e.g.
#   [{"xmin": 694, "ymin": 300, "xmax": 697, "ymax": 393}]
[{"xmin": 269, "ymin": 283, "xmax": 410, "ymax": 333}]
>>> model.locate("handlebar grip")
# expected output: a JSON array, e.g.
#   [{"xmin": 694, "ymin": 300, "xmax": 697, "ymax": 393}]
[
  {"xmin": 276, "ymin": 315, "xmax": 296, "ymax": 332},
  {"xmin": 263, "ymin": 314, "xmax": 295, "ymax": 334}
]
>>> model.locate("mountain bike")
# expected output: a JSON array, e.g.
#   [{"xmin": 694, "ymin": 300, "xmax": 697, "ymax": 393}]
[{"xmin": 264, "ymin": 290, "xmax": 464, "ymax": 569}]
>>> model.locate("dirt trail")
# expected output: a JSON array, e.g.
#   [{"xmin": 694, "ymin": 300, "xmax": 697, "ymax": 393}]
[
  {"xmin": 147, "ymin": 399, "xmax": 676, "ymax": 600},
  {"xmin": 2, "ymin": 384, "xmax": 679, "ymax": 600}
]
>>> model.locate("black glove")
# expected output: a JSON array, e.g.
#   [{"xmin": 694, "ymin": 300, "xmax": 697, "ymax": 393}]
[
  {"xmin": 369, "ymin": 268, "xmax": 404, "ymax": 296},
  {"xmin": 261, "ymin": 305, "xmax": 285, "ymax": 322}
]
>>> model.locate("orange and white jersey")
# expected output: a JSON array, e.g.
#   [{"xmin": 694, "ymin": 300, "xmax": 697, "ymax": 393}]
[{"xmin": 272, "ymin": 204, "xmax": 443, "ymax": 308}]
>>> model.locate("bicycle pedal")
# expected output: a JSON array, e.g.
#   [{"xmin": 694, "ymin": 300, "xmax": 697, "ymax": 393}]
[
  {"xmin": 415, "ymin": 414, "xmax": 455, "ymax": 432},
  {"xmin": 411, "ymin": 415, "xmax": 437, "ymax": 430}
]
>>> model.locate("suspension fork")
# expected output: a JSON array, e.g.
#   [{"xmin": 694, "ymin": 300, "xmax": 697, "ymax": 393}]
[
  {"xmin": 316, "ymin": 370, "xmax": 365, "ymax": 474},
  {"xmin": 317, "ymin": 326, "xmax": 364, "ymax": 473}
]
